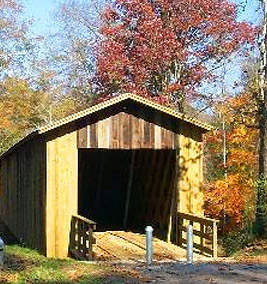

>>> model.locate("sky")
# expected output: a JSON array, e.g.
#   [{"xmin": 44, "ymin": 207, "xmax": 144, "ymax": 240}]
[
  {"xmin": 22, "ymin": 0, "xmax": 260, "ymax": 34},
  {"xmin": 22, "ymin": 0, "xmax": 59, "ymax": 35}
]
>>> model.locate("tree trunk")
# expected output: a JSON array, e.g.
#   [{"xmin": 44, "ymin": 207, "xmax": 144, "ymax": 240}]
[
  {"xmin": 256, "ymin": 99, "xmax": 267, "ymax": 235},
  {"xmin": 256, "ymin": 0, "xmax": 267, "ymax": 235}
]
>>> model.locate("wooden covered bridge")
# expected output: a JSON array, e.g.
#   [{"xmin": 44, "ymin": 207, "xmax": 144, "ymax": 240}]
[{"xmin": 0, "ymin": 93, "xmax": 218, "ymax": 260}]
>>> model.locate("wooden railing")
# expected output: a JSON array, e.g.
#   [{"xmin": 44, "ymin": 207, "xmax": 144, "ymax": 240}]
[
  {"xmin": 176, "ymin": 212, "xmax": 219, "ymax": 258},
  {"xmin": 69, "ymin": 214, "xmax": 96, "ymax": 260}
]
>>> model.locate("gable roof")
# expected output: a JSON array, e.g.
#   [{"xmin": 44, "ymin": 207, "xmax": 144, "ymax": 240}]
[
  {"xmin": 38, "ymin": 93, "xmax": 213, "ymax": 134},
  {"xmin": 0, "ymin": 93, "xmax": 213, "ymax": 160}
]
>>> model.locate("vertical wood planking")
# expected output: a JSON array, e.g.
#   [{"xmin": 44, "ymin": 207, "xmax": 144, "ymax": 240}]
[
  {"xmin": 0, "ymin": 102, "xmax": 205, "ymax": 259},
  {"xmin": 46, "ymin": 138, "xmax": 56, "ymax": 257},
  {"xmin": 143, "ymin": 121, "xmax": 150, "ymax": 148},
  {"xmin": 111, "ymin": 114, "xmax": 119, "ymax": 148},
  {"xmin": 76, "ymin": 112, "xmax": 176, "ymax": 150},
  {"xmin": 77, "ymin": 127, "xmax": 88, "ymax": 148},
  {"xmin": 90, "ymin": 124, "xmax": 98, "ymax": 148},
  {"xmin": 154, "ymin": 125, "xmax": 162, "ymax": 149},
  {"xmin": 122, "ymin": 113, "xmax": 130, "ymax": 149},
  {"xmin": 0, "ymin": 140, "xmax": 46, "ymax": 254},
  {"xmin": 132, "ymin": 115, "xmax": 140, "ymax": 148},
  {"xmin": 97, "ymin": 119, "xmax": 106, "ymax": 148},
  {"xmin": 46, "ymin": 131, "xmax": 78, "ymax": 258},
  {"xmin": 178, "ymin": 121, "xmax": 204, "ymax": 216}
]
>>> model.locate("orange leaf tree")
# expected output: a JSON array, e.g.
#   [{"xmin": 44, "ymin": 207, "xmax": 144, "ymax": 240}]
[{"xmin": 205, "ymin": 93, "xmax": 258, "ymax": 232}]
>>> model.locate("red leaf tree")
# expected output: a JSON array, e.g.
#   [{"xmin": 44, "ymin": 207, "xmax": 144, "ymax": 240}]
[{"xmin": 95, "ymin": 0, "xmax": 255, "ymax": 109}]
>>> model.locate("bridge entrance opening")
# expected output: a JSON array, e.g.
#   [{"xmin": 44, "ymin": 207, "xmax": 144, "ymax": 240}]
[{"xmin": 78, "ymin": 149, "xmax": 176, "ymax": 240}]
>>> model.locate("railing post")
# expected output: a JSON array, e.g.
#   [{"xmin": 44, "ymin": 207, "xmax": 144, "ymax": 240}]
[
  {"xmin": 200, "ymin": 224, "xmax": 204, "ymax": 255},
  {"xmin": 176, "ymin": 212, "xmax": 219, "ymax": 258},
  {"xmin": 0, "ymin": 237, "xmax": 4, "ymax": 265},
  {"xmin": 145, "ymin": 226, "xmax": 153, "ymax": 266},
  {"xmin": 69, "ymin": 215, "xmax": 96, "ymax": 260},
  {"xmin": 187, "ymin": 224, "xmax": 193, "ymax": 264},
  {"xmin": 212, "ymin": 221, "xmax": 218, "ymax": 259},
  {"xmin": 177, "ymin": 214, "xmax": 182, "ymax": 246},
  {"xmin": 87, "ymin": 227, "xmax": 93, "ymax": 260}
]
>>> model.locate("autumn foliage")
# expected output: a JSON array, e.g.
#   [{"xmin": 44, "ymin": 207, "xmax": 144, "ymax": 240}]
[
  {"xmin": 205, "ymin": 94, "xmax": 258, "ymax": 231},
  {"xmin": 96, "ymin": 0, "xmax": 255, "ymax": 108},
  {"xmin": 0, "ymin": 0, "xmax": 263, "ymax": 239}
]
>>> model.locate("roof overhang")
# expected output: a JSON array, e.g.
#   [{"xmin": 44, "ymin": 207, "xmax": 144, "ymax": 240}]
[
  {"xmin": 0, "ymin": 93, "xmax": 213, "ymax": 161},
  {"xmin": 38, "ymin": 93, "xmax": 213, "ymax": 134}
]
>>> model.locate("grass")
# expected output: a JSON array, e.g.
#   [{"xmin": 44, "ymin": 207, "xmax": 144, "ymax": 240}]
[
  {"xmin": 0, "ymin": 245, "xmax": 136, "ymax": 284},
  {"xmin": 2, "ymin": 242, "xmax": 266, "ymax": 283}
]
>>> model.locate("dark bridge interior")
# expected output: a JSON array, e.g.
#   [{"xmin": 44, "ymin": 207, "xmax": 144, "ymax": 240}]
[{"xmin": 78, "ymin": 149, "xmax": 176, "ymax": 240}]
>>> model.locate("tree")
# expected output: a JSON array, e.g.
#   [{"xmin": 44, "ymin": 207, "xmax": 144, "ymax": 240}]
[
  {"xmin": 0, "ymin": 0, "xmax": 33, "ymax": 78},
  {"xmin": 48, "ymin": 0, "xmax": 110, "ymax": 106},
  {"xmin": 205, "ymin": 93, "xmax": 258, "ymax": 232},
  {"xmin": 256, "ymin": 0, "xmax": 267, "ymax": 236},
  {"xmin": 0, "ymin": 77, "xmax": 50, "ymax": 153},
  {"xmin": 0, "ymin": 77, "xmax": 78, "ymax": 154},
  {"xmin": 95, "ymin": 0, "xmax": 256, "ymax": 110},
  {"xmin": 0, "ymin": 1, "xmax": 82, "ymax": 153}
]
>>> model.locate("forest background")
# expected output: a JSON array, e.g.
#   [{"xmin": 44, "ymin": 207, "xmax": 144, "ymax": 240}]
[{"xmin": 1, "ymin": 0, "xmax": 266, "ymax": 254}]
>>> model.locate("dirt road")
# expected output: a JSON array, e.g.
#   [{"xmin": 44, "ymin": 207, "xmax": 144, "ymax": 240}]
[
  {"xmin": 104, "ymin": 260, "xmax": 267, "ymax": 284},
  {"xmin": 139, "ymin": 261, "xmax": 267, "ymax": 284},
  {"xmin": 93, "ymin": 231, "xmax": 267, "ymax": 283}
]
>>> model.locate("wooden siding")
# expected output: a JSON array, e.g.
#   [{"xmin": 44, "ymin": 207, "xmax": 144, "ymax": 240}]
[
  {"xmin": 46, "ymin": 131, "xmax": 78, "ymax": 258},
  {"xmin": 0, "ymin": 97, "xmax": 207, "ymax": 259},
  {"xmin": 0, "ymin": 139, "xmax": 46, "ymax": 253},
  {"xmin": 77, "ymin": 112, "xmax": 175, "ymax": 149},
  {"xmin": 178, "ymin": 121, "xmax": 204, "ymax": 216}
]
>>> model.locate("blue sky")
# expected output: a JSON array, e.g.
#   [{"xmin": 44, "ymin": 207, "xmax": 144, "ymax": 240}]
[
  {"xmin": 22, "ymin": 0, "xmax": 59, "ymax": 35},
  {"xmin": 21, "ymin": 0, "xmax": 259, "ymax": 31},
  {"xmin": 22, "ymin": 0, "xmax": 260, "ymax": 34},
  {"xmin": 235, "ymin": 0, "xmax": 261, "ymax": 24}
]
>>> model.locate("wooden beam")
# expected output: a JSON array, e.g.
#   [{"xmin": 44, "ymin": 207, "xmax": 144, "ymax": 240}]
[
  {"xmin": 123, "ymin": 150, "xmax": 136, "ymax": 229},
  {"xmin": 167, "ymin": 134, "xmax": 180, "ymax": 243}
]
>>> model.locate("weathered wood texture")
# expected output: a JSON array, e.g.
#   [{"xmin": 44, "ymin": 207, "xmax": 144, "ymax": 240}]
[
  {"xmin": 46, "ymin": 131, "xmax": 78, "ymax": 258},
  {"xmin": 178, "ymin": 121, "xmax": 204, "ymax": 216},
  {"xmin": 176, "ymin": 212, "xmax": 218, "ymax": 258},
  {"xmin": 0, "ymin": 97, "xmax": 207, "ymax": 260},
  {"xmin": 0, "ymin": 139, "xmax": 46, "ymax": 253},
  {"xmin": 77, "ymin": 112, "xmax": 175, "ymax": 149},
  {"xmin": 69, "ymin": 214, "xmax": 96, "ymax": 260}
]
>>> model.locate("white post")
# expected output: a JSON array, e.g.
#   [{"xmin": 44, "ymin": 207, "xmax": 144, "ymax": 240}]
[
  {"xmin": 0, "ymin": 237, "xmax": 4, "ymax": 265},
  {"xmin": 187, "ymin": 224, "xmax": 193, "ymax": 264},
  {"xmin": 145, "ymin": 226, "xmax": 153, "ymax": 266}
]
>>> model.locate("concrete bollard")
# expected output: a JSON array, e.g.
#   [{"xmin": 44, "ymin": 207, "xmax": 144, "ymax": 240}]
[
  {"xmin": 145, "ymin": 226, "xmax": 153, "ymax": 266},
  {"xmin": 187, "ymin": 224, "xmax": 193, "ymax": 265},
  {"xmin": 0, "ymin": 237, "xmax": 4, "ymax": 265}
]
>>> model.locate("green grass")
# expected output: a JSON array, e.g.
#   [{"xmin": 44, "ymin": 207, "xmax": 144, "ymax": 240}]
[{"xmin": 0, "ymin": 245, "xmax": 131, "ymax": 284}]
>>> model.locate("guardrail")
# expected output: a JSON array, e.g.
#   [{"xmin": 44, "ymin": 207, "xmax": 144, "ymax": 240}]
[
  {"xmin": 177, "ymin": 212, "xmax": 219, "ymax": 258},
  {"xmin": 69, "ymin": 214, "xmax": 96, "ymax": 260}
]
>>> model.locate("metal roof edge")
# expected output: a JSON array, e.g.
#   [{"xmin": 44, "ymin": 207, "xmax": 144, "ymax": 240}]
[{"xmin": 38, "ymin": 93, "xmax": 213, "ymax": 134}]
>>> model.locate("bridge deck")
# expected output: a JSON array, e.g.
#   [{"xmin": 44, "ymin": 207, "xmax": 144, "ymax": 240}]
[{"xmin": 93, "ymin": 231, "xmax": 208, "ymax": 262}]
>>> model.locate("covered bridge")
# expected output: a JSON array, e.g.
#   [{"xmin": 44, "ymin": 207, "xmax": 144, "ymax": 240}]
[{"xmin": 0, "ymin": 93, "xmax": 214, "ymax": 259}]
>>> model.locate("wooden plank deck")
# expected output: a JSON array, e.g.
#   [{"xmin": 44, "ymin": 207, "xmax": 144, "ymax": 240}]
[{"xmin": 93, "ymin": 231, "xmax": 208, "ymax": 262}]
